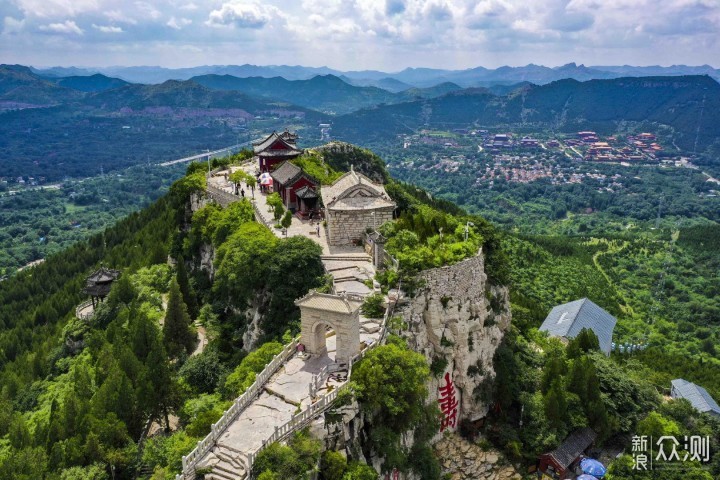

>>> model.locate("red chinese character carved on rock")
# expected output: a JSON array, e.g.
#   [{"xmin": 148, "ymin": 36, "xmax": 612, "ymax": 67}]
[{"xmin": 438, "ymin": 372, "xmax": 458, "ymax": 432}]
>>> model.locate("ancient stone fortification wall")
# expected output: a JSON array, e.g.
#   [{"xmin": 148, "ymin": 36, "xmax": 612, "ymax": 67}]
[
  {"xmin": 398, "ymin": 251, "xmax": 511, "ymax": 422},
  {"xmin": 327, "ymin": 207, "xmax": 394, "ymax": 246}
]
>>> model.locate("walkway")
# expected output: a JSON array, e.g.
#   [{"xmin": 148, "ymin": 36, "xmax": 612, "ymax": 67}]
[
  {"xmin": 189, "ymin": 162, "xmax": 383, "ymax": 480},
  {"xmin": 207, "ymin": 164, "xmax": 375, "ymax": 293}
]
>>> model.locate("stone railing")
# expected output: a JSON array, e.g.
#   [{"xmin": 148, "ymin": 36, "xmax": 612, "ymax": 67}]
[
  {"xmin": 245, "ymin": 301, "xmax": 397, "ymax": 478},
  {"xmin": 75, "ymin": 300, "xmax": 94, "ymax": 320},
  {"xmin": 206, "ymin": 184, "xmax": 240, "ymax": 208},
  {"xmin": 179, "ymin": 288, "xmax": 402, "ymax": 480},
  {"xmin": 251, "ymin": 200, "xmax": 274, "ymax": 229},
  {"xmin": 177, "ymin": 338, "xmax": 299, "ymax": 480}
]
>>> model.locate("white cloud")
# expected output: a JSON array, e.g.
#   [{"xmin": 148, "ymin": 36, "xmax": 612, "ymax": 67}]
[
  {"xmin": 92, "ymin": 23, "xmax": 122, "ymax": 33},
  {"xmin": 167, "ymin": 16, "xmax": 192, "ymax": 29},
  {"xmin": 206, "ymin": 1, "xmax": 280, "ymax": 28},
  {"xmin": 179, "ymin": 2, "xmax": 198, "ymax": 11},
  {"xmin": 3, "ymin": 16, "xmax": 26, "ymax": 34},
  {"xmin": 38, "ymin": 19, "xmax": 83, "ymax": 34},
  {"xmin": 104, "ymin": 9, "xmax": 137, "ymax": 25},
  {"xmin": 134, "ymin": 1, "xmax": 162, "ymax": 20},
  {"xmin": 14, "ymin": 0, "xmax": 100, "ymax": 18}
]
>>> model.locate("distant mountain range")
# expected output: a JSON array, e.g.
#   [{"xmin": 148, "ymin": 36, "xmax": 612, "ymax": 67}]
[
  {"xmin": 0, "ymin": 64, "xmax": 321, "ymax": 118},
  {"xmin": 3, "ymin": 63, "xmax": 719, "ymax": 180},
  {"xmin": 332, "ymin": 75, "xmax": 720, "ymax": 154},
  {"xmin": 190, "ymin": 74, "xmax": 462, "ymax": 114},
  {"xmin": 31, "ymin": 62, "xmax": 720, "ymax": 88}
]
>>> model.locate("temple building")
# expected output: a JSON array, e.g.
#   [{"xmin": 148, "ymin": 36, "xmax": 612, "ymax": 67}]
[
  {"xmin": 82, "ymin": 267, "xmax": 121, "ymax": 308},
  {"xmin": 253, "ymin": 130, "xmax": 302, "ymax": 172},
  {"xmin": 321, "ymin": 167, "xmax": 396, "ymax": 246},
  {"xmin": 270, "ymin": 161, "xmax": 321, "ymax": 215}
]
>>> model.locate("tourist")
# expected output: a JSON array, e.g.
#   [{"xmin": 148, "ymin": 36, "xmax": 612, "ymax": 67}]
[
  {"xmin": 316, "ymin": 224, "xmax": 320, "ymax": 237},
  {"xmin": 240, "ymin": 189, "xmax": 245, "ymax": 198}
]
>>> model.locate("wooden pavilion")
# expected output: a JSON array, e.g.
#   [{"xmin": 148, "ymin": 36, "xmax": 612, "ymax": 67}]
[
  {"xmin": 82, "ymin": 267, "xmax": 121, "ymax": 308},
  {"xmin": 253, "ymin": 130, "xmax": 303, "ymax": 172},
  {"xmin": 270, "ymin": 161, "xmax": 321, "ymax": 214}
]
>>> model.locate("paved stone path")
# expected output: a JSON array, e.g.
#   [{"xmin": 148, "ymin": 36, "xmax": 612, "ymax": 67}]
[{"xmin": 197, "ymin": 163, "xmax": 382, "ymax": 480}]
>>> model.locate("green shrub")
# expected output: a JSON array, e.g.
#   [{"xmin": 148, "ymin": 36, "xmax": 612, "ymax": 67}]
[
  {"xmin": 223, "ymin": 341, "xmax": 283, "ymax": 397},
  {"xmin": 320, "ymin": 450, "xmax": 347, "ymax": 480},
  {"xmin": 361, "ymin": 293, "xmax": 385, "ymax": 318},
  {"xmin": 430, "ymin": 356, "xmax": 448, "ymax": 377}
]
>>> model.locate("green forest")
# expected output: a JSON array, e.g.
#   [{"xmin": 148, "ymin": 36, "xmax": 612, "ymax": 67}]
[
  {"xmin": 0, "ymin": 164, "xmax": 185, "ymax": 276},
  {"xmin": 0, "ymin": 141, "xmax": 719, "ymax": 479}
]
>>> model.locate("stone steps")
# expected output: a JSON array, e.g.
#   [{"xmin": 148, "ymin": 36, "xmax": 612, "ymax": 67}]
[
  {"xmin": 321, "ymin": 255, "xmax": 371, "ymax": 262},
  {"xmin": 203, "ymin": 453, "xmax": 246, "ymax": 480},
  {"xmin": 216, "ymin": 449, "xmax": 246, "ymax": 471}
]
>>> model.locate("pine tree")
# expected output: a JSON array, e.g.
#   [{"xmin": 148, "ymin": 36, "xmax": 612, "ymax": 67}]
[
  {"xmin": 176, "ymin": 256, "xmax": 199, "ymax": 319},
  {"xmin": 163, "ymin": 278, "xmax": 195, "ymax": 358}
]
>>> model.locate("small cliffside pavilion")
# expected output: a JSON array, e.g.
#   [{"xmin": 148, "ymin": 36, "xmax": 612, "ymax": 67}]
[
  {"xmin": 539, "ymin": 298, "xmax": 616, "ymax": 355},
  {"xmin": 321, "ymin": 166, "xmax": 396, "ymax": 246},
  {"xmin": 82, "ymin": 267, "xmax": 121, "ymax": 308},
  {"xmin": 253, "ymin": 130, "xmax": 302, "ymax": 172}
]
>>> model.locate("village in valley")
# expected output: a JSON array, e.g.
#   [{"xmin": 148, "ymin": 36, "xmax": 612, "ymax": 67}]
[{"xmin": 389, "ymin": 128, "xmax": 714, "ymax": 192}]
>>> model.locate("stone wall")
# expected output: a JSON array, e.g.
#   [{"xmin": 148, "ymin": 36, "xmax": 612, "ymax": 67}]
[
  {"xmin": 434, "ymin": 434, "xmax": 521, "ymax": 480},
  {"xmin": 397, "ymin": 251, "xmax": 511, "ymax": 423},
  {"xmin": 327, "ymin": 207, "xmax": 394, "ymax": 246}
]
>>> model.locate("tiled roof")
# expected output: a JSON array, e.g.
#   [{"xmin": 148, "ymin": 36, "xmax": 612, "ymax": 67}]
[
  {"xmin": 539, "ymin": 298, "xmax": 617, "ymax": 354},
  {"xmin": 321, "ymin": 169, "xmax": 396, "ymax": 212},
  {"xmin": 253, "ymin": 131, "xmax": 302, "ymax": 156},
  {"xmin": 270, "ymin": 161, "xmax": 319, "ymax": 187},
  {"xmin": 295, "ymin": 185, "xmax": 318, "ymax": 199},
  {"xmin": 86, "ymin": 267, "xmax": 121, "ymax": 284},
  {"xmin": 295, "ymin": 291, "xmax": 363, "ymax": 314},
  {"xmin": 83, "ymin": 267, "xmax": 121, "ymax": 297},
  {"xmin": 671, "ymin": 379, "xmax": 720, "ymax": 416},
  {"xmin": 547, "ymin": 428, "xmax": 597, "ymax": 468},
  {"xmin": 270, "ymin": 161, "xmax": 302, "ymax": 185}
]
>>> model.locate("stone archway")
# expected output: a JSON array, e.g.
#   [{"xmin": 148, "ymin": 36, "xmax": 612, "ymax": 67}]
[{"xmin": 295, "ymin": 291, "xmax": 363, "ymax": 364}]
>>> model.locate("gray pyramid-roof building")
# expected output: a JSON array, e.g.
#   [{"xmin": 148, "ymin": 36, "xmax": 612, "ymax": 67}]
[
  {"xmin": 539, "ymin": 298, "xmax": 617, "ymax": 354},
  {"xmin": 671, "ymin": 379, "xmax": 720, "ymax": 416}
]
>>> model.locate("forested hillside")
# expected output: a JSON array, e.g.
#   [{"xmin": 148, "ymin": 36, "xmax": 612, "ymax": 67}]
[
  {"xmin": 0, "ymin": 143, "xmax": 719, "ymax": 479},
  {"xmin": 333, "ymin": 75, "xmax": 720, "ymax": 155}
]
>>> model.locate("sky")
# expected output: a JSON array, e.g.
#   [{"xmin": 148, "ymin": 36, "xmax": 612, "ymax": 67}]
[{"xmin": 1, "ymin": 0, "xmax": 719, "ymax": 71}]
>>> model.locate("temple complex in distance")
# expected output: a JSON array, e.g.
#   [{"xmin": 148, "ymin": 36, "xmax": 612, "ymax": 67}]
[{"xmin": 253, "ymin": 130, "xmax": 303, "ymax": 172}]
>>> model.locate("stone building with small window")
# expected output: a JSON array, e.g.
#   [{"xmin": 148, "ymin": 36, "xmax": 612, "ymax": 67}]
[{"xmin": 321, "ymin": 167, "xmax": 395, "ymax": 246}]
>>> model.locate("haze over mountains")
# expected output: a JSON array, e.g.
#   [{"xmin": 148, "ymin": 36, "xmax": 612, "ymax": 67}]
[
  {"xmin": 31, "ymin": 63, "xmax": 720, "ymax": 88},
  {"xmin": 2, "ymin": 62, "xmax": 720, "ymax": 181}
]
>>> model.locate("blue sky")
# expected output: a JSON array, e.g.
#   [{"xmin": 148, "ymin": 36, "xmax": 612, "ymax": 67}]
[{"xmin": 1, "ymin": 0, "xmax": 719, "ymax": 70}]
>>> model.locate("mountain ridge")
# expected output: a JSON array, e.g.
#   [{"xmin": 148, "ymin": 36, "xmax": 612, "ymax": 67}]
[{"xmin": 29, "ymin": 62, "xmax": 720, "ymax": 87}]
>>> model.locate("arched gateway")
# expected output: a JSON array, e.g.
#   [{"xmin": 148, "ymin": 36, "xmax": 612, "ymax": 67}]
[{"xmin": 295, "ymin": 291, "xmax": 363, "ymax": 364}]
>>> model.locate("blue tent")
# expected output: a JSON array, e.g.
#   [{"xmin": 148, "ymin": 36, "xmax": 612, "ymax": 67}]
[
  {"xmin": 581, "ymin": 458, "xmax": 606, "ymax": 477},
  {"xmin": 577, "ymin": 475, "xmax": 599, "ymax": 480}
]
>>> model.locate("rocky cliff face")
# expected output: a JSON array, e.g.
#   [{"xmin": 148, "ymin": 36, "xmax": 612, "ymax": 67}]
[
  {"xmin": 312, "ymin": 251, "xmax": 513, "ymax": 478},
  {"xmin": 397, "ymin": 251, "xmax": 511, "ymax": 424}
]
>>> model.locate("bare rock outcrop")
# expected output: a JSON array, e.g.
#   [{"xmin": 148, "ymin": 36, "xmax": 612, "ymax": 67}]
[{"xmin": 397, "ymin": 252, "xmax": 511, "ymax": 423}]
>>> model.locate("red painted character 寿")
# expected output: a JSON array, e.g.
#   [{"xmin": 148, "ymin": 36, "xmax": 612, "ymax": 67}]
[{"xmin": 438, "ymin": 372, "xmax": 458, "ymax": 432}]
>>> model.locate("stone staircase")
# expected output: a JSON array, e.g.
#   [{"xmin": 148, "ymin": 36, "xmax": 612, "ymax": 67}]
[{"xmin": 198, "ymin": 445, "xmax": 247, "ymax": 480}]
